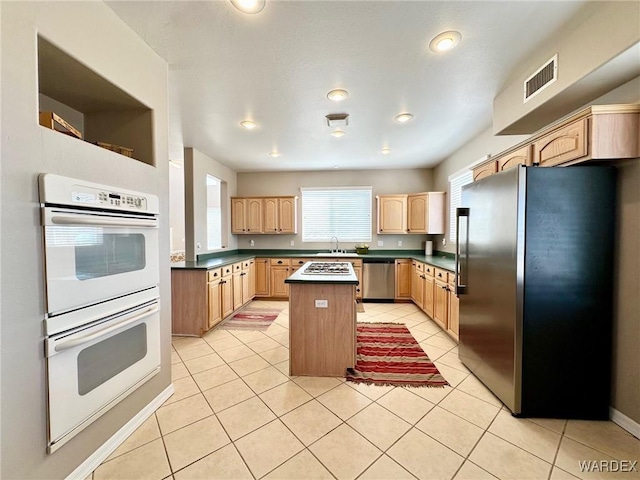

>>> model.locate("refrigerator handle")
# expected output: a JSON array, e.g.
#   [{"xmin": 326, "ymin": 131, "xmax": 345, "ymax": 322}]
[{"xmin": 456, "ymin": 207, "xmax": 469, "ymax": 295}]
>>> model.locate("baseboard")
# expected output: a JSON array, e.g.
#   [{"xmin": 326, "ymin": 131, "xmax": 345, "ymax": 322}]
[
  {"xmin": 610, "ymin": 407, "xmax": 640, "ymax": 439},
  {"xmin": 66, "ymin": 383, "xmax": 175, "ymax": 480}
]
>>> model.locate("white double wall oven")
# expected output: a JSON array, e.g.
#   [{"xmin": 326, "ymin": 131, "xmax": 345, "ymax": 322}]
[{"xmin": 39, "ymin": 174, "xmax": 161, "ymax": 453}]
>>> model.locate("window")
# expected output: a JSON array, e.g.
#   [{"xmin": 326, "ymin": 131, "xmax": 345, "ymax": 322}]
[
  {"xmin": 301, "ymin": 187, "xmax": 372, "ymax": 242},
  {"xmin": 206, "ymin": 175, "xmax": 222, "ymax": 250},
  {"xmin": 448, "ymin": 168, "xmax": 473, "ymax": 242}
]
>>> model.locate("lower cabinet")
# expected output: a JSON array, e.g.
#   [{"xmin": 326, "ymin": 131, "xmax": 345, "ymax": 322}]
[
  {"xmin": 447, "ymin": 272, "xmax": 459, "ymax": 341},
  {"xmin": 423, "ymin": 273, "xmax": 434, "ymax": 318},
  {"xmin": 220, "ymin": 265, "xmax": 234, "ymax": 320},
  {"xmin": 395, "ymin": 259, "xmax": 411, "ymax": 299},
  {"xmin": 207, "ymin": 275, "xmax": 222, "ymax": 330},
  {"xmin": 254, "ymin": 258, "xmax": 270, "ymax": 297},
  {"xmin": 270, "ymin": 258, "xmax": 291, "ymax": 298},
  {"xmin": 410, "ymin": 261, "xmax": 424, "ymax": 308}
]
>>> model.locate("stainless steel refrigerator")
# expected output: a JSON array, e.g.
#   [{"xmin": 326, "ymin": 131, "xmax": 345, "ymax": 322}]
[{"xmin": 456, "ymin": 165, "xmax": 615, "ymax": 419}]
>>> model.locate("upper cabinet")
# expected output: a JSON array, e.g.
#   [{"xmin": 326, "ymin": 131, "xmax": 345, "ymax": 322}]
[
  {"xmin": 473, "ymin": 104, "xmax": 640, "ymax": 181},
  {"xmin": 407, "ymin": 192, "xmax": 445, "ymax": 234},
  {"xmin": 232, "ymin": 196, "xmax": 297, "ymax": 235},
  {"xmin": 377, "ymin": 192, "xmax": 445, "ymax": 234},
  {"xmin": 377, "ymin": 195, "xmax": 407, "ymax": 234}
]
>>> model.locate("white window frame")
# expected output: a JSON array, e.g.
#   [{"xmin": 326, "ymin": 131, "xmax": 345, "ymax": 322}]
[
  {"xmin": 448, "ymin": 165, "xmax": 476, "ymax": 243},
  {"xmin": 301, "ymin": 186, "xmax": 372, "ymax": 243}
]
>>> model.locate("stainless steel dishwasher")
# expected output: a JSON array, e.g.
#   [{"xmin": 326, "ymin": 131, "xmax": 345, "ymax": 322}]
[{"xmin": 363, "ymin": 259, "xmax": 395, "ymax": 300}]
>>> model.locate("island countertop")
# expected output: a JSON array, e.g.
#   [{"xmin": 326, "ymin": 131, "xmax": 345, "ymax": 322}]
[{"xmin": 285, "ymin": 261, "xmax": 359, "ymax": 285}]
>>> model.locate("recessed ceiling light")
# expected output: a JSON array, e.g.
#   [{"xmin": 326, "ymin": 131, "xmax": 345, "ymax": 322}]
[
  {"xmin": 331, "ymin": 129, "xmax": 346, "ymax": 138},
  {"xmin": 381, "ymin": 148, "xmax": 391, "ymax": 155},
  {"xmin": 230, "ymin": 0, "xmax": 265, "ymax": 14},
  {"xmin": 269, "ymin": 151, "xmax": 280, "ymax": 158},
  {"xmin": 240, "ymin": 120, "xmax": 257, "ymax": 130},
  {"xmin": 394, "ymin": 113, "xmax": 413, "ymax": 123},
  {"xmin": 327, "ymin": 89, "xmax": 349, "ymax": 102},
  {"xmin": 429, "ymin": 31, "xmax": 462, "ymax": 53}
]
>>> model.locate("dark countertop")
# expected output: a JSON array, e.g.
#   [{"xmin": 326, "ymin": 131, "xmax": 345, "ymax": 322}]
[
  {"xmin": 285, "ymin": 261, "xmax": 359, "ymax": 284},
  {"xmin": 171, "ymin": 249, "xmax": 456, "ymax": 272}
]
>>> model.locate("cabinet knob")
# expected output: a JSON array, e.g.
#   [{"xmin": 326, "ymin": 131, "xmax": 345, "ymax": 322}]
[{"xmin": 278, "ymin": 260, "xmax": 283, "ymax": 264}]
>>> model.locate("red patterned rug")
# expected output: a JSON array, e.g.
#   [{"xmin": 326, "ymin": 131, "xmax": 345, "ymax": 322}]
[
  {"xmin": 220, "ymin": 308, "xmax": 281, "ymax": 331},
  {"xmin": 346, "ymin": 322, "xmax": 449, "ymax": 388}
]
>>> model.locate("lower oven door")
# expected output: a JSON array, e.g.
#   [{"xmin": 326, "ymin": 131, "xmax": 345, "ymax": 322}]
[
  {"xmin": 46, "ymin": 298, "xmax": 161, "ymax": 452},
  {"xmin": 42, "ymin": 206, "xmax": 159, "ymax": 315}
]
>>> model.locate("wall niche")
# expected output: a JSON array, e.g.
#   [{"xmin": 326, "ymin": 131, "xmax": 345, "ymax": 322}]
[{"xmin": 37, "ymin": 36, "xmax": 155, "ymax": 166}]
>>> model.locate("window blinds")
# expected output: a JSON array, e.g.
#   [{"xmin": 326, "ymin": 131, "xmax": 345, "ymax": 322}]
[
  {"xmin": 301, "ymin": 187, "xmax": 372, "ymax": 242},
  {"xmin": 448, "ymin": 169, "xmax": 473, "ymax": 242}
]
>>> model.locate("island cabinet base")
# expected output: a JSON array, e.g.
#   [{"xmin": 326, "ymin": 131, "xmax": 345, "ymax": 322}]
[{"xmin": 289, "ymin": 283, "xmax": 356, "ymax": 377}]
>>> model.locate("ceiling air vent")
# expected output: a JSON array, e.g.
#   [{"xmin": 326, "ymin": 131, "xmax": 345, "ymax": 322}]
[{"xmin": 523, "ymin": 54, "xmax": 558, "ymax": 103}]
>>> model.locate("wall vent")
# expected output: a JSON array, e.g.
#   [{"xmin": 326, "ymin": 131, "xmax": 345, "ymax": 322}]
[{"xmin": 523, "ymin": 54, "xmax": 558, "ymax": 103}]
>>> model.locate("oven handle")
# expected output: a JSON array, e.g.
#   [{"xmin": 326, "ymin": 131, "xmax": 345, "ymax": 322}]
[
  {"xmin": 50, "ymin": 214, "xmax": 158, "ymax": 228},
  {"xmin": 53, "ymin": 305, "xmax": 159, "ymax": 353}
]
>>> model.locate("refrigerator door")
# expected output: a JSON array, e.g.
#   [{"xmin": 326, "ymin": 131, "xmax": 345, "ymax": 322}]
[{"xmin": 458, "ymin": 166, "xmax": 525, "ymax": 414}]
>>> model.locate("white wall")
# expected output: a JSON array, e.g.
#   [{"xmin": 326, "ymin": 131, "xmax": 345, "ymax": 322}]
[
  {"xmin": 184, "ymin": 148, "xmax": 238, "ymax": 260},
  {"xmin": 1, "ymin": 3, "xmax": 170, "ymax": 478},
  {"xmin": 169, "ymin": 163, "xmax": 186, "ymax": 252},
  {"xmin": 237, "ymin": 168, "xmax": 435, "ymax": 251}
]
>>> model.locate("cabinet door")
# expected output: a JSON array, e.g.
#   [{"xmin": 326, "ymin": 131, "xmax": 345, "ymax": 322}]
[
  {"xmin": 263, "ymin": 198, "xmax": 278, "ymax": 233},
  {"xmin": 241, "ymin": 271, "xmax": 251, "ymax": 305},
  {"xmin": 411, "ymin": 263, "xmax": 423, "ymax": 308},
  {"xmin": 472, "ymin": 162, "xmax": 497, "ymax": 182},
  {"xmin": 354, "ymin": 266, "xmax": 363, "ymax": 300},
  {"xmin": 207, "ymin": 281, "xmax": 222, "ymax": 329},
  {"xmin": 377, "ymin": 195, "xmax": 407, "ymax": 234},
  {"xmin": 423, "ymin": 274, "xmax": 434, "ymax": 318},
  {"xmin": 233, "ymin": 272, "xmax": 243, "ymax": 310},
  {"xmin": 248, "ymin": 260, "xmax": 256, "ymax": 298},
  {"xmin": 497, "ymin": 145, "xmax": 532, "ymax": 172},
  {"xmin": 395, "ymin": 260, "xmax": 411, "ymax": 298},
  {"xmin": 532, "ymin": 118, "xmax": 588, "ymax": 167},
  {"xmin": 447, "ymin": 288, "xmax": 459, "ymax": 341},
  {"xmin": 246, "ymin": 198, "xmax": 263, "ymax": 233},
  {"xmin": 407, "ymin": 194, "xmax": 427, "ymax": 233},
  {"xmin": 278, "ymin": 197, "xmax": 297, "ymax": 233},
  {"xmin": 270, "ymin": 265, "xmax": 290, "ymax": 298},
  {"xmin": 231, "ymin": 198, "xmax": 247, "ymax": 233},
  {"xmin": 254, "ymin": 259, "xmax": 270, "ymax": 296},
  {"xmin": 433, "ymin": 280, "xmax": 448, "ymax": 330},
  {"xmin": 220, "ymin": 276, "xmax": 234, "ymax": 318}
]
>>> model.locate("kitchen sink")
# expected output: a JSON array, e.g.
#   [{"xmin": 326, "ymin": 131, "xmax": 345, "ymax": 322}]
[{"xmin": 315, "ymin": 252, "xmax": 360, "ymax": 257}]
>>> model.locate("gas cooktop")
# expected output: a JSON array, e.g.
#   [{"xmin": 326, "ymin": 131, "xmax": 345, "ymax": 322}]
[{"xmin": 302, "ymin": 262, "xmax": 351, "ymax": 275}]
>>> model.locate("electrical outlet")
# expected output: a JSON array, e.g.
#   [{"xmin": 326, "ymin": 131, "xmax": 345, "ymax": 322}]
[
  {"xmin": 315, "ymin": 299, "xmax": 328, "ymax": 308},
  {"xmin": 250, "ymin": 239, "xmax": 255, "ymax": 247},
  {"xmin": 196, "ymin": 242, "xmax": 201, "ymax": 249},
  {"xmin": 398, "ymin": 240, "xmax": 403, "ymax": 247},
  {"xmin": 290, "ymin": 240, "xmax": 295, "ymax": 247},
  {"xmin": 377, "ymin": 240, "xmax": 384, "ymax": 247}
]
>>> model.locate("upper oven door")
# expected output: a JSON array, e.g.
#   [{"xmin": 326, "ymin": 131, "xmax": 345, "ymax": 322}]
[{"xmin": 42, "ymin": 207, "xmax": 159, "ymax": 315}]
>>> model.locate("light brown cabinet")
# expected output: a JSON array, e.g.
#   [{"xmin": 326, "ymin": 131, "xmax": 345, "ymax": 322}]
[
  {"xmin": 248, "ymin": 259, "xmax": 256, "ymax": 299},
  {"xmin": 532, "ymin": 118, "xmax": 588, "ymax": 167},
  {"xmin": 234, "ymin": 196, "xmax": 297, "ymax": 235},
  {"xmin": 207, "ymin": 269, "xmax": 222, "ymax": 330},
  {"xmin": 432, "ymin": 267, "xmax": 450, "ymax": 331},
  {"xmin": 472, "ymin": 161, "xmax": 497, "ymax": 181},
  {"xmin": 410, "ymin": 261, "xmax": 424, "ymax": 309},
  {"xmin": 447, "ymin": 272, "xmax": 459, "ymax": 341},
  {"xmin": 231, "ymin": 198, "xmax": 263, "ymax": 234},
  {"xmin": 422, "ymin": 272, "xmax": 434, "ymax": 319},
  {"xmin": 254, "ymin": 258, "xmax": 270, "ymax": 297},
  {"xmin": 395, "ymin": 259, "xmax": 412, "ymax": 299},
  {"xmin": 497, "ymin": 145, "xmax": 532, "ymax": 172},
  {"xmin": 377, "ymin": 195, "xmax": 407, "ymax": 233},
  {"xmin": 269, "ymin": 258, "xmax": 291, "ymax": 298},
  {"xmin": 407, "ymin": 192, "xmax": 446, "ymax": 234},
  {"xmin": 220, "ymin": 265, "xmax": 234, "ymax": 319}
]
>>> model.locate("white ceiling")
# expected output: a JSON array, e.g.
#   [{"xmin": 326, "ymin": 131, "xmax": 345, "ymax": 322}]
[{"xmin": 106, "ymin": 1, "xmax": 588, "ymax": 172}]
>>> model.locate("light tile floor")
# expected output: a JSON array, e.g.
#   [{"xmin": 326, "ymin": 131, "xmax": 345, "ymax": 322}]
[{"xmin": 93, "ymin": 301, "xmax": 640, "ymax": 480}]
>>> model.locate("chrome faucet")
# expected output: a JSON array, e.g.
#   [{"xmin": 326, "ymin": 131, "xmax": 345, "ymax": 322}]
[{"xmin": 330, "ymin": 236, "xmax": 339, "ymax": 253}]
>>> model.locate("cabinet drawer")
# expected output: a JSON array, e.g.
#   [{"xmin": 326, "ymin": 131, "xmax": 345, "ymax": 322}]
[
  {"xmin": 233, "ymin": 262, "xmax": 243, "ymax": 272},
  {"xmin": 424, "ymin": 264, "xmax": 435, "ymax": 276},
  {"xmin": 447, "ymin": 272, "xmax": 457, "ymax": 287},
  {"xmin": 221, "ymin": 265, "xmax": 233, "ymax": 277},
  {"xmin": 242, "ymin": 260, "xmax": 251, "ymax": 270},
  {"xmin": 434, "ymin": 268, "xmax": 448, "ymax": 282},
  {"xmin": 291, "ymin": 258, "xmax": 311, "ymax": 267},
  {"xmin": 270, "ymin": 258, "xmax": 290, "ymax": 266},
  {"xmin": 533, "ymin": 118, "xmax": 588, "ymax": 167},
  {"xmin": 207, "ymin": 268, "xmax": 222, "ymax": 282},
  {"xmin": 416, "ymin": 262, "xmax": 425, "ymax": 273}
]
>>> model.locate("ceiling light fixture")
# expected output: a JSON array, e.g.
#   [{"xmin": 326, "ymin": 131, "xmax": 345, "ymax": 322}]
[
  {"xmin": 381, "ymin": 148, "xmax": 391, "ymax": 155},
  {"xmin": 327, "ymin": 89, "xmax": 349, "ymax": 102},
  {"xmin": 269, "ymin": 151, "xmax": 280, "ymax": 158},
  {"xmin": 240, "ymin": 120, "xmax": 257, "ymax": 130},
  {"xmin": 429, "ymin": 31, "xmax": 462, "ymax": 53},
  {"xmin": 230, "ymin": 0, "xmax": 265, "ymax": 14},
  {"xmin": 394, "ymin": 113, "xmax": 413, "ymax": 123},
  {"xmin": 331, "ymin": 129, "xmax": 346, "ymax": 138}
]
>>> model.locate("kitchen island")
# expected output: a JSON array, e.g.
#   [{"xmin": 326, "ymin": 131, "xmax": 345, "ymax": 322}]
[{"xmin": 285, "ymin": 262, "xmax": 358, "ymax": 377}]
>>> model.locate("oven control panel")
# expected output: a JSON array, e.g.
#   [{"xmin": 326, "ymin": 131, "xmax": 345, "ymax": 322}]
[{"xmin": 39, "ymin": 173, "xmax": 160, "ymax": 215}]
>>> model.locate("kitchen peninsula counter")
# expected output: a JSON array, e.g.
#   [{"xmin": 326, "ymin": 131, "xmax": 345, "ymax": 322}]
[{"xmin": 285, "ymin": 261, "xmax": 358, "ymax": 377}]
